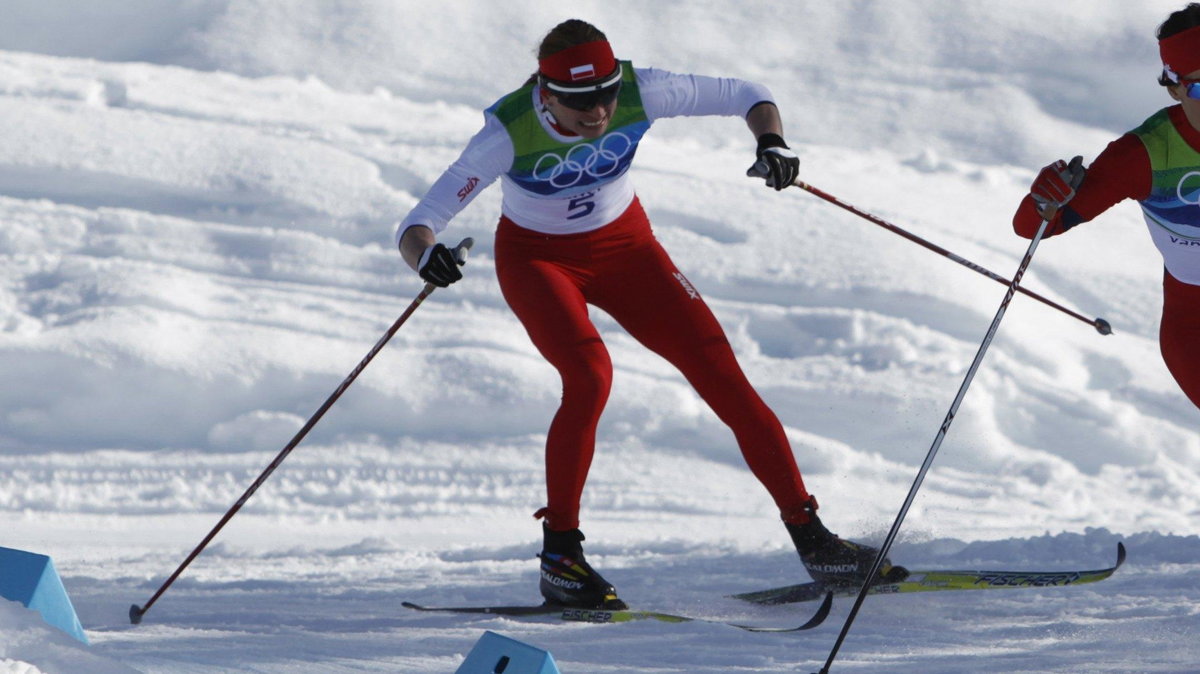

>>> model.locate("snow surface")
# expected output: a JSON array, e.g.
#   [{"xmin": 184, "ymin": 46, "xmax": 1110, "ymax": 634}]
[{"xmin": 1, "ymin": 1, "xmax": 1198, "ymax": 672}]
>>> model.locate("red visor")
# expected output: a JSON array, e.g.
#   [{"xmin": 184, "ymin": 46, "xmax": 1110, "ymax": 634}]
[
  {"xmin": 538, "ymin": 40, "xmax": 617, "ymax": 85},
  {"xmin": 1160, "ymin": 24, "xmax": 1200, "ymax": 80}
]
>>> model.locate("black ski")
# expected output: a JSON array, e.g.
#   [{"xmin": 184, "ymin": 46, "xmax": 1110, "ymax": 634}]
[
  {"xmin": 733, "ymin": 542, "xmax": 1125, "ymax": 605},
  {"xmin": 403, "ymin": 591, "xmax": 833, "ymax": 632}
]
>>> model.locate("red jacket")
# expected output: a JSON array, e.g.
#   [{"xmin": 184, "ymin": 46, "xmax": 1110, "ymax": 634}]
[{"xmin": 1007, "ymin": 108, "xmax": 1200, "ymax": 237}]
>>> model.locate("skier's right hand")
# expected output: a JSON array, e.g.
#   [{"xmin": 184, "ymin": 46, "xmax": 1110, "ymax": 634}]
[
  {"xmin": 418, "ymin": 243, "xmax": 465, "ymax": 287},
  {"xmin": 1029, "ymin": 156, "xmax": 1085, "ymax": 220}
]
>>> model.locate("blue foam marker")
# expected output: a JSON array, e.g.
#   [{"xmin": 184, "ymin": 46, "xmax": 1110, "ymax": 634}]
[
  {"xmin": 0, "ymin": 546, "xmax": 88, "ymax": 644},
  {"xmin": 455, "ymin": 630, "xmax": 560, "ymax": 674}
]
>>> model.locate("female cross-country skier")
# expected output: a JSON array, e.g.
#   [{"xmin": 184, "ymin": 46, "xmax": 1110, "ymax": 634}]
[
  {"xmin": 396, "ymin": 19, "xmax": 902, "ymax": 609},
  {"xmin": 1014, "ymin": 3, "xmax": 1200, "ymax": 412}
]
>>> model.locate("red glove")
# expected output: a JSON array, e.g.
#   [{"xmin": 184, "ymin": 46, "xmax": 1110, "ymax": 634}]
[{"xmin": 1030, "ymin": 155, "xmax": 1086, "ymax": 219}]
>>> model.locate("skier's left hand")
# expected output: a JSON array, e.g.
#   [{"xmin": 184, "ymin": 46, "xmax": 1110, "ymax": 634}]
[{"xmin": 751, "ymin": 133, "xmax": 799, "ymax": 191}]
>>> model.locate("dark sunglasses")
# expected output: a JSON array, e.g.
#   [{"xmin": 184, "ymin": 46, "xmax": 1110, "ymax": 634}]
[
  {"xmin": 554, "ymin": 80, "xmax": 622, "ymax": 111},
  {"xmin": 541, "ymin": 65, "xmax": 623, "ymax": 111}
]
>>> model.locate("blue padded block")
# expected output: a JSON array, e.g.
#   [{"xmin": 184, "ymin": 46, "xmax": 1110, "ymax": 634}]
[
  {"xmin": 0, "ymin": 546, "xmax": 88, "ymax": 644},
  {"xmin": 455, "ymin": 630, "xmax": 560, "ymax": 674}
]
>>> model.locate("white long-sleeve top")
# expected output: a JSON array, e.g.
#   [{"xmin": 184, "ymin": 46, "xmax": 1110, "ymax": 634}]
[{"xmin": 395, "ymin": 65, "xmax": 773, "ymax": 245}]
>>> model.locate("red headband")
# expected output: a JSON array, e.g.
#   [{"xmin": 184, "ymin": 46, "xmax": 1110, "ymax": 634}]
[
  {"xmin": 538, "ymin": 40, "xmax": 617, "ymax": 83},
  {"xmin": 1160, "ymin": 24, "xmax": 1200, "ymax": 80}
]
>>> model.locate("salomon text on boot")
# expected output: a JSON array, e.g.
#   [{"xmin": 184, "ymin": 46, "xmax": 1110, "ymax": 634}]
[
  {"xmin": 785, "ymin": 497, "xmax": 908, "ymax": 588},
  {"xmin": 538, "ymin": 525, "xmax": 627, "ymax": 609}
]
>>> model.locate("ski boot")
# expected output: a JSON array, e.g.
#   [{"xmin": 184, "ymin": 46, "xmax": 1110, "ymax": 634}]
[
  {"xmin": 538, "ymin": 525, "xmax": 627, "ymax": 609},
  {"xmin": 785, "ymin": 499, "xmax": 908, "ymax": 588}
]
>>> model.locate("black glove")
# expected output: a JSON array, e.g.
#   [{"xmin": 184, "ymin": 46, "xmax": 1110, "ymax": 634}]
[
  {"xmin": 417, "ymin": 243, "xmax": 464, "ymax": 287},
  {"xmin": 754, "ymin": 132, "xmax": 800, "ymax": 191}
]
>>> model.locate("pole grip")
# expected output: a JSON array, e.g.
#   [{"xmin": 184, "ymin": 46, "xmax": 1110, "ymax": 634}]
[{"xmin": 451, "ymin": 237, "xmax": 474, "ymax": 264}]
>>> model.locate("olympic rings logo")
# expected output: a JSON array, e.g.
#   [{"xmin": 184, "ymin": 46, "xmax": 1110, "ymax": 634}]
[
  {"xmin": 532, "ymin": 132, "xmax": 634, "ymax": 188},
  {"xmin": 1176, "ymin": 171, "xmax": 1200, "ymax": 206}
]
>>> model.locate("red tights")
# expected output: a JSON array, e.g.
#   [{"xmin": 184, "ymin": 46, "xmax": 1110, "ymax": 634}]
[
  {"xmin": 494, "ymin": 198, "xmax": 810, "ymax": 531},
  {"xmin": 1161, "ymin": 269, "xmax": 1200, "ymax": 409}
]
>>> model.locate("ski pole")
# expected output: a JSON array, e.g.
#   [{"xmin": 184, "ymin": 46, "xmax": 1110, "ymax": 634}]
[
  {"xmin": 812, "ymin": 214, "xmax": 1055, "ymax": 673},
  {"xmin": 129, "ymin": 238, "xmax": 474, "ymax": 625},
  {"xmin": 791, "ymin": 179, "xmax": 1111, "ymax": 335}
]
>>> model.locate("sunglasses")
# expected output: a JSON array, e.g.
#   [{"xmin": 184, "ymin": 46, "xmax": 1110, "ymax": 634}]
[
  {"xmin": 541, "ymin": 64, "xmax": 623, "ymax": 111},
  {"xmin": 1180, "ymin": 77, "xmax": 1200, "ymax": 100}
]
